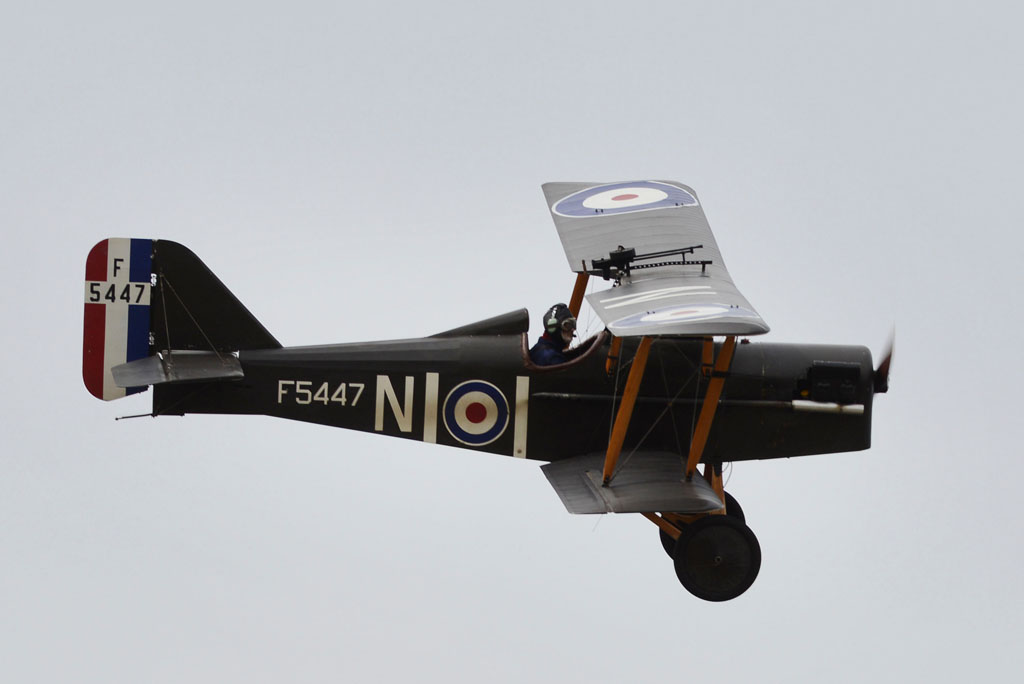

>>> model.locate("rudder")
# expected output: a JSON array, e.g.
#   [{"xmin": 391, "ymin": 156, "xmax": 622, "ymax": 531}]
[{"xmin": 83, "ymin": 238, "xmax": 154, "ymax": 400}]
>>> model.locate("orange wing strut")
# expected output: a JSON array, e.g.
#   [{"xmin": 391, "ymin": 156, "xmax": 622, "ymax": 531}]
[
  {"xmin": 568, "ymin": 272, "xmax": 590, "ymax": 318},
  {"xmin": 703, "ymin": 463, "xmax": 725, "ymax": 502},
  {"xmin": 642, "ymin": 512, "xmax": 682, "ymax": 540},
  {"xmin": 605, "ymin": 336, "xmax": 623, "ymax": 374},
  {"xmin": 602, "ymin": 336, "xmax": 653, "ymax": 486},
  {"xmin": 685, "ymin": 336, "xmax": 737, "ymax": 479},
  {"xmin": 702, "ymin": 463, "xmax": 726, "ymax": 515},
  {"xmin": 702, "ymin": 337, "xmax": 714, "ymax": 375}
]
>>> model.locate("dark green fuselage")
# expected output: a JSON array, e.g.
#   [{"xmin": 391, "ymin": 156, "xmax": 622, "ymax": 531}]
[{"xmin": 154, "ymin": 331, "xmax": 874, "ymax": 465}]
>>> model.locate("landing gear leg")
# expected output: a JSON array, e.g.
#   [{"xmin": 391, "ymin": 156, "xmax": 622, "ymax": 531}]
[
  {"xmin": 656, "ymin": 490, "xmax": 746, "ymax": 558},
  {"xmin": 635, "ymin": 337, "xmax": 759, "ymax": 600}
]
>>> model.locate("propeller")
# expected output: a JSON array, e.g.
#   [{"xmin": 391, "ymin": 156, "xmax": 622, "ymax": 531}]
[{"xmin": 873, "ymin": 329, "xmax": 894, "ymax": 393}]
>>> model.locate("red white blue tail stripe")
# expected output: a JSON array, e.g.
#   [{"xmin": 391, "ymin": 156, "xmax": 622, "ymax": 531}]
[{"xmin": 83, "ymin": 238, "xmax": 153, "ymax": 400}]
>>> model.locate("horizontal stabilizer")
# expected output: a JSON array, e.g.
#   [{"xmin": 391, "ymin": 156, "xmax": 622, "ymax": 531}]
[
  {"xmin": 111, "ymin": 351, "xmax": 243, "ymax": 388},
  {"xmin": 541, "ymin": 452, "xmax": 724, "ymax": 514}
]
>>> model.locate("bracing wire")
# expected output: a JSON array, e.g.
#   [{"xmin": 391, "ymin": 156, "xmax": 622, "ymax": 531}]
[
  {"xmin": 689, "ymin": 359, "xmax": 702, "ymax": 443},
  {"xmin": 160, "ymin": 274, "xmax": 227, "ymax": 363},
  {"xmin": 611, "ymin": 362, "xmax": 703, "ymax": 480},
  {"xmin": 607, "ymin": 345, "xmax": 624, "ymax": 443},
  {"xmin": 661, "ymin": 342, "xmax": 684, "ymax": 457},
  {"xmin": 582, "ymin": 277, "xmax": 596, "ymax": 340}
]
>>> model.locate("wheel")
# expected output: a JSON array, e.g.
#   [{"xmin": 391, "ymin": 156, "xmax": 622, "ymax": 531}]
[
  {"xmin": 659, "ymin": 526, "xmax": 681, "ymax": 557},
  {"xmin": 723, "ymin": 491, "xmax": 745, "ymax": 523},
  {"xmin": 673, "ymin": 515, "xmax": 761, "ymax": 602},
  {"xmin": 657, "ymin": 493, "xmax": 744, "ymax": 558}
]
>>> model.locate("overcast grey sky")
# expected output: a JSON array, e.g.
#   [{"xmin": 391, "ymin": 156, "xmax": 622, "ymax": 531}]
[{"xmin": 3, "ymin": 1, "xmax": 1023, "ymax": 681}]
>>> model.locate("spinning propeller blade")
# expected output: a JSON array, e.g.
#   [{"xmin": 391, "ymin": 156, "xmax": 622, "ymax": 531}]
[{"xmin": 874, "ymin": 330, "xmax": 894, "ymax": 393}]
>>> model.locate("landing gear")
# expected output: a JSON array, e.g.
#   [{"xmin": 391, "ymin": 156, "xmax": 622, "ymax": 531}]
[
  {"xmin": 657, "ymin": 490, "xmax": 745, "ymax": 558},
  {"xmin": 613, "ymin": 336, "xmax": 759, "ymax": 600},
  {"xmin": 721, "ymin": 490, "xmax": 744, "ymax": 523},
  {"xmin": 659, "ymin": 526, "xmax": 679, "ymax": 558},
  {"xmin": 673, "ymin": 515, "xmax": 761, "ymax": 602}
]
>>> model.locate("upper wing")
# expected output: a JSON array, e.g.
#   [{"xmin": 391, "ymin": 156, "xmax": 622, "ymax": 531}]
[{"xmin": 543, "ymin": 181, "xmax": 769, "ymax": 337}]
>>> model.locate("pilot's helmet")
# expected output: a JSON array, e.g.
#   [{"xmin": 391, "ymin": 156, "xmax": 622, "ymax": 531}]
[{"xmin": 543, "ymin": 303, "xmax": 577, "ymax": 343}]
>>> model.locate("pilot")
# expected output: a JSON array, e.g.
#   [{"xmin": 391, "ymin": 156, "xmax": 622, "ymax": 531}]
[{"xmin": 529, "ymin": 303, "xmax": 578, "ymax": 366}]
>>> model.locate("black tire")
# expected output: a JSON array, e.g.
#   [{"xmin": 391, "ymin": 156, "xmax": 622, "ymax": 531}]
[
  {"xmin": 659, "ymin": 526, "xmax": 681, "ymax": 558},
  {"xmin": 673, "ymin": 515, "xmax": 761, "ymax": 602},
  {"xmin": 723, "ymin": 491, "xmax": 745, "ymax": 523}
]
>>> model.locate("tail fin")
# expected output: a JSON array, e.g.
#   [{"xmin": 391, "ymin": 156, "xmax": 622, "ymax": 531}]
[{"xmin": 83, "ymin": 239, "xmax": 279, "ymax": 400}]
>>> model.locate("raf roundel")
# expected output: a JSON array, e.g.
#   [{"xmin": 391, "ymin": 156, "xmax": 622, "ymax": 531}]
[
  {"xmin": 552, "ymin": 181, "xmax": 699, "ymax": 218},
  {"xmin": 612, "ymin": 304, "xmax": 762, "ymax": 330},
  {"xmin": 443, "ymin": 380, "xmax": 510, "ymax": 446}
]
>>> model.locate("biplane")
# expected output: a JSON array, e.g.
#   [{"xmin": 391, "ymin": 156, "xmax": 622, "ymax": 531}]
[{"xmin": 82, "ymin": 180, "xmax": 890, "ymax": 601}]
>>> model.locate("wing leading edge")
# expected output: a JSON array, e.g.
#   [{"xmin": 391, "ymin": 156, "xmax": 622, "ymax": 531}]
[{"xmin": 543, "ymin": 181, "xmax": 769, "ymax": 337}]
